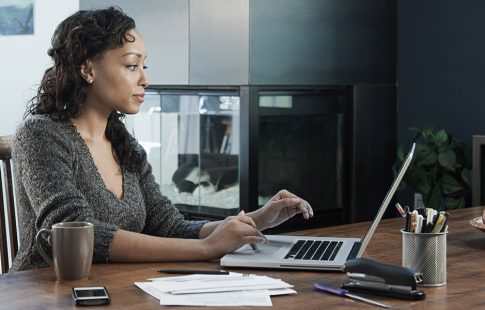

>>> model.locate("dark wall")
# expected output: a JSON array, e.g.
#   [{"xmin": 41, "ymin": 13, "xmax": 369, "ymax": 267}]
[
  {"xmin": 398, "ymin": 1, "xmax": 485, "ymax": 159},
  {"xmin": 250, "ymin": 0, "xmax": 396, "ymax": 85}
]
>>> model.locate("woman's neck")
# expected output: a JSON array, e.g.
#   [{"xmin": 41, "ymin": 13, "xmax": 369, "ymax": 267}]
[{"xmin": 71, "ymin": 108, "xmax": 112, "ymax": 143}]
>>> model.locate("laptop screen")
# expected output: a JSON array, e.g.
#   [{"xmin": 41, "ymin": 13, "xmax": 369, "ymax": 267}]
[{"xmin": 356, "ymin": 143, "xmax": 415, "ymax": 258}]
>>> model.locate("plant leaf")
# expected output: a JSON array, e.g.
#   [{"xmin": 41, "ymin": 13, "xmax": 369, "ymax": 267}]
[
  {"xmin": 417, "ymin": 175, "xmax": 432, "ymax": 195},
  {"xmin": 424, "ymin": 185, "xmax": 442, "ymax": 210},
  {"xmin": 434, "ymin": 129, "xmax": 448, "ymax": 144},
  {"xmin": 461, "ymin": 168, "xmax": 471, "ymax": 186},
  {"xmin": 415, "ymin": 144, "xmax": 437, "ymax": 165},
  {"xmin": 399, "ymin": 126, "xmax": 472, "ymax": 210},
  {"xmin": 437, "ymin": 149, "xmax": 456, "ymax": 170},
  {"xmin": 441, "ymin": 174, "xmax": 462, "ymax": 194},
  {"xmin": 422, "ymin": 127, "xmax": 434, "ymax": 141}
]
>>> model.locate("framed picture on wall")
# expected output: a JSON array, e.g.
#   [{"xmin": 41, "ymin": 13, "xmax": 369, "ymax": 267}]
[{"xmin": 0, "ymin": 0, "xmax": 34, "ymax": 35}]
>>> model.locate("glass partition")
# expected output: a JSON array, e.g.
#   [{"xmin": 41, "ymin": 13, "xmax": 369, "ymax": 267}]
[
  {"xmin": 125, "ymin": 86, "xmax": 348, "ymax": 226},
  {"xmin": 125, "ymin": 89, "xmax": 240, "ymax": 218}
]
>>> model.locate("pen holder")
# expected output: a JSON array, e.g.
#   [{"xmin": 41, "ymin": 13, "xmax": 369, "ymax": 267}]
[{"xmin": 401, "ymin": 229, "xmax": 447, "ymax": 286}]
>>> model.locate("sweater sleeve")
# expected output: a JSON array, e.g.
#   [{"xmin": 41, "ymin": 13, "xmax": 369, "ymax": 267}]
[
  {"xmin": 135, "ymin": 144, "xmax": 209, "ymax": 238},
  {"xmin": 13, "ymin": 119, "xmax": 118, "ymax": 263}
]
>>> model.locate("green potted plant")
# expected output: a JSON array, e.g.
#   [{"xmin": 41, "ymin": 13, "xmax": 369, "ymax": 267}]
[{"xmin": 395, "ymin": 127, "xmax": 472, "ymax": 210}]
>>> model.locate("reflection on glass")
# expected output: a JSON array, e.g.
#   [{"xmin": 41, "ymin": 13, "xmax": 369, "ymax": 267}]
[
  {"xmin": 258, "ymin": 91, "xmax": 345, "ymax": 213},
  {"xmin": 125, "ymin": 90, "xmax": 240, "ymax": 218}
]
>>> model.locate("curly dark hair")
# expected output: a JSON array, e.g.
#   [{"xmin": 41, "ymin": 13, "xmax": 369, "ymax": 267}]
[{"xmin": 26, "ymin": 6, "xmax": 143, "ymax": 172}]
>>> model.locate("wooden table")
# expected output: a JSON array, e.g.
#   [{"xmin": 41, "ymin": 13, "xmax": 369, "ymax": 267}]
[{"xmin": 1, "ymin": 206, "xmax": 485, "ymax": 309}]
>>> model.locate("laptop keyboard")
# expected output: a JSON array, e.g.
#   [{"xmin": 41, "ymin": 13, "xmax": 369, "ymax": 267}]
[{"xmin": 284, "ymin": 240, "xmax": 343, "ymax": 261}]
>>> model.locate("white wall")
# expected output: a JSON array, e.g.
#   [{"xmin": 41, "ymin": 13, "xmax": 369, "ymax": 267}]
[{"xmin": 0, "ymin": 0, "xmax": 79, "ymax": 136}]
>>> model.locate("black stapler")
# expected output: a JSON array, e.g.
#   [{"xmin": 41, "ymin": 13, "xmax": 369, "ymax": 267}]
[{"xmin": 341, "ymin": 258, "xmax": 426, "ymax": 300}]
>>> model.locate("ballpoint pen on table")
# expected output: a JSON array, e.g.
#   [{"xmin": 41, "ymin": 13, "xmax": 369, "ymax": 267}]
[
  {"xmin": 314, "ymin": 282, "xmax": 390, "ymax": 308},
  {"xmin": 158, "ymin": 269, "xmax": 230, "ymax": 275}
]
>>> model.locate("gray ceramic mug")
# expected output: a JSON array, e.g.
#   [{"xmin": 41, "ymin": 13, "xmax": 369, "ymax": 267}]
[{"xmin": 35, "ymin": 222, "xmax": 94, "ymax": 281}]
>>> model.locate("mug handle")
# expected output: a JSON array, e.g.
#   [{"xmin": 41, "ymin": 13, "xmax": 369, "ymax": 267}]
[{"xmin": 35, "ymin": 228, "xmax": 53, "ymax": 266}]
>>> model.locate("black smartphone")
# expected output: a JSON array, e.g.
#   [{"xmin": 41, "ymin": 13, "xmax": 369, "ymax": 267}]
[{"xmin": 72, "ymin": 286, "xmax": 111, "ymax": 306}]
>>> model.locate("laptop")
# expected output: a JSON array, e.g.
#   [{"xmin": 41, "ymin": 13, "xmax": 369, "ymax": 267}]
[{"xmin": 221, "ymin": 143, "xmax": 415, "ymax": 271}]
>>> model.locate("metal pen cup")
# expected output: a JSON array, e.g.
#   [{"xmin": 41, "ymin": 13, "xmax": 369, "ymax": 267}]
[{"xmin": 401, "ymin": 229, "xmax": 447, "ymax": 286}]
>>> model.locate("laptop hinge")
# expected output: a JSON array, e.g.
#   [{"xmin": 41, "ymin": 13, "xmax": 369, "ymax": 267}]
[{"xmin": 346, "ymin": 241, "xmax": 362, "ymax": 261}]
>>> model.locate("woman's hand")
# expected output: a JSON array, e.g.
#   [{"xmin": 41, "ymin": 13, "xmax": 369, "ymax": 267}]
[
  {"xmin": 201, "ymin": 212, "xmax": 267, "ymax": 258},
  {"xmin": 250, "ymin": 189, "xmax": 313, "ymax": 231}
]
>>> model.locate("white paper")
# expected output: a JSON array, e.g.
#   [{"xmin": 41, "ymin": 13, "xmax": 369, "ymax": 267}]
[
  {"xmin": 160, "ymin": 290, "xmax": 272, "ymax": 306},
  {"xmin": 267, "ymin": 288, "xmax": 297, "ymax": 296},
  {"xmin": 149, "ymin": 274, "xmax": 290, "ymax": 294},
  {"xmin": 135, "ymin": 272, "xmax": 296, "ymax": 306},
  {"xmin": 135, "ymin": 281, "xmax": 296, "ymax": 298},
  {"xmin": 134, "ymin": 282, "xmax": 160, "ymax": 300},
  {"xmin": 148, "ymin": 272, "xmax": 247, "ymax": 282},
  {"xmin": 172, "ymin": 282, "xmax": 293, "ymax": 294}
]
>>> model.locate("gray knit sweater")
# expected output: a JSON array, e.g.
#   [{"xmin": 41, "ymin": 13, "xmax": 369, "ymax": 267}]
[{"xmin": 11, "ymin": 115, "xmax": 207, "ymax": 271}]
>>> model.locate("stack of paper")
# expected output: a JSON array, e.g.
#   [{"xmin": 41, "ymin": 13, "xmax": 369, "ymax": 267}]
[{"xmin": 135, "ymin": 272, "xmax": 296, "ymax": 306}]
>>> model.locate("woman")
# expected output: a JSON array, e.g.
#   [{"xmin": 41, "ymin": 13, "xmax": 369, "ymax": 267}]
[{"xmin": 11, "ymin": 7, "xmax": 313, "ymax": 271}]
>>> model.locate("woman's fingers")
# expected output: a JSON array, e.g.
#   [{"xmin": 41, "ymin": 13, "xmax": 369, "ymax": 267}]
[
  {"xmin": 237, "ymin": 211, "xmax": 267, "ymax": 243},
  {"xmin": 298, "ymin": 199, "xmax": 313, "ymax": 220},
  {"xmin": 238, "ymin": 210, "xmax": 257, "ymax": 228},
  {"xmin": 243, "ymin": 235, "xmax": 267, "ymax": 245},
  {"xmin": 271, "ymin": 197, "xmax": 314, "ymax": 219},
  {"xmin": 274, "ymin": 190, "xmax": 314, "ymax": 219}
]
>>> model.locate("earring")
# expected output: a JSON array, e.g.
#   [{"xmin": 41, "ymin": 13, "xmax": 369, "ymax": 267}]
[{"xmin": 88, "ymin": 79, "xmax": 93, "ymax": 84}]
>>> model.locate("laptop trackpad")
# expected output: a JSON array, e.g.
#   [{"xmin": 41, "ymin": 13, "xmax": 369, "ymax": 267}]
[{"xmin": 232, "ymin": 240, "xmax": 291, "ymax": 256}]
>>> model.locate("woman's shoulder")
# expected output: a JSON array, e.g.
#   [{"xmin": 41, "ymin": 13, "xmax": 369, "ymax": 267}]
[
  {"xmin": 14, "ymin": 115, "xmax": 75, "ymax": 148},
  {"xmin": 16, "ymin": 114, "xmax": 67, "ymax": 133}
]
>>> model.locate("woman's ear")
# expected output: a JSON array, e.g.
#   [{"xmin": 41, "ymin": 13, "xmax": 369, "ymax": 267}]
[{"xmin": 80, "ymin": 60, "xmax": 94, "ymax": 84}]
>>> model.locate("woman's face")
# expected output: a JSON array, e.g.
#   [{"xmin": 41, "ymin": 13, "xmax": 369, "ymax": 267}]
[{"xmin": 83, "ymin": 29, "xmax": 149, "ymax": 115}]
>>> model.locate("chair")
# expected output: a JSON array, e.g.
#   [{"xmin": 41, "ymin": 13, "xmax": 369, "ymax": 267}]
[{"xmin": 0, "ymin": 135, "xmax": 18, "ymax": 273}]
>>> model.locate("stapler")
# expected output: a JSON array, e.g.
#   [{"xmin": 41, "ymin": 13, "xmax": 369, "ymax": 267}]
[{"xmin": 341, "ymin": 258, "xmax": 426, "ymax": 300}]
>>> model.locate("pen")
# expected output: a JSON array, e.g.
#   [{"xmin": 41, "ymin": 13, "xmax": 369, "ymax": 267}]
[
  {"xmin": 395, "ymin": 203, "xmax": 406, "ymax": 217},
  {"xmin": 439, "ymin": 211, "xmax": 449, "ymax": 232},
  {"xmin": 410, "ymin": 210, "xmax": 418, "ymax": 233},
  {"xmin": 404, "ymin": 211, "xmax": 410, "ymax": 232},
  {"xmin": 431, "ymin": 213, "xmax": 447, "ymax": 233},
  {"xmin": 157, "ymin": 269, "xmax": 230, "ymax": 275},
  {"xmin": 415, "ymin": 214, "xmax": 424, "ymax": 233},
  {"xmin": 314, "ymin": 282, "xmax": 390, "ymax": 308}
]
